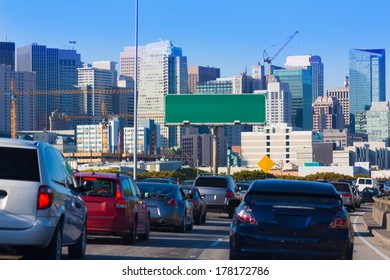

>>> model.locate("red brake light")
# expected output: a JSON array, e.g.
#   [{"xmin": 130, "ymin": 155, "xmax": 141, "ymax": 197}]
[
  {"xmin": 165, "ymin": 197, "xmax": 178, "ymax": 206},
  {"xmin": 330, "ymin": 216, "xmax": 349, "ymax": 229},
  {"xmin": 82, "ymin": 177, "xmax": 98, "ymax": 181},
  {"xmin": 226, "ymin": 190, "xmax": 234, "ymax": 198},
  {"xmin": 237, "ymin": 207, "xmax": 256, "ymax": 224},
  {"xmin": 37, "ymin": 185, "xmax": 53, "ymax": 210},
  {"xmin": 115, "ymin": 183, "xmax": 127, "ymax": 208},
  {"xmin": 341, "ymin": 193, "xmax": 352, "ymax": 198}
]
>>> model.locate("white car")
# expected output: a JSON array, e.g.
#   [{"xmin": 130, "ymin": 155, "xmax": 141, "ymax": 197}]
[{"xmin": 0, "ymin": 138, "xmax": 87, "ymax": 259}]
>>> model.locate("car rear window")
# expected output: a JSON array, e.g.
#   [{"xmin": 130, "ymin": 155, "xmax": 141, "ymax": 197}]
[
  {"xmin": 0, "ymin": 147, "xmax": 40, "ymax": 182},
  {"xmin": 78, "ymin": 177, "xmax": 116, "ymax": 197},
  {"xmin": 195, "ymin": 177, "xmax": 227, "ymax": 188},
  {"xmin": 138, "ymin": 184, "xmax": 174, "ymax": 195},
  {"xmin": 246, "ymin": 192, "xmax": 341, "ymax": 207},
  {"xmin": 331, "ymin": 183, "xmax": 351, "ymax": 192}
]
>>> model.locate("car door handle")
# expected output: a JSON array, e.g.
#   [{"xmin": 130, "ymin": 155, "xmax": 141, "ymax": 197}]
[{"xmin": 0, "ymin": 190, "xmax": 7, "ymax": 198}]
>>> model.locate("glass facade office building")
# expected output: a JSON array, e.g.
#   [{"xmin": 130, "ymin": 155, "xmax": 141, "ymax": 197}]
[
  {"xmin": 274, "ymin": 68, "xmax": 312, "ymax": 130},
  {"xmin": 349, "ymin": 49, "xmax": 386, "ymax": 130}
]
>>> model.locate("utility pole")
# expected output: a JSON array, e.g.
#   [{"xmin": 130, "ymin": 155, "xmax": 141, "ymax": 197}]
[
  {"xmin": 133, "ymin": 0, "xmax": 139, "ymax": 181},
  {"xmin": 212, "ymin": 126, "xmax": 218, "ymax": 175}
]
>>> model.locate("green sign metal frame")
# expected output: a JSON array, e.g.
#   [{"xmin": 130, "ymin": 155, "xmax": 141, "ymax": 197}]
[{"xmin": 165, "ymin": 94, "xmax": 266, "ymax": 126}]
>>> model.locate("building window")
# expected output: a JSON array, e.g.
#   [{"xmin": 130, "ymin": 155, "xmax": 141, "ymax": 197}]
[
  {"xmin": 286, "ymin": 141, "xmax": 290, "ymax": 146},
  {"xmin": 266, "ymin": 142, "xmax": 270, "ymax": 147}
]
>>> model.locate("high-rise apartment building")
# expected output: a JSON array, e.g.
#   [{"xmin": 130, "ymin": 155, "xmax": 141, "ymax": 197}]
[
  {"xmin": 120, "ymin": 40, "xmax": 188, "ymax": 148},
  {"xmin": 17, "ymin": 43, "xmax": 82, "ymax": 129},
  {"xmin": 187, "ymin": 66, "xmax": 220, "ymax": 94},
  {"xmin": 77, "ymin": 61, "xmax": 117, "ymax": 122},
  {"xmin": 274, "ymin": 68, "xmax": 312, "ymax": 130},
  {"xmin": 0, "ymin": 42, "xmax": 15, "ymax": 71},
  {"xmin": 326, "ymin": 77, "xmax": 350, "ymax": 130},
  {"xmin": 364, "ymin": 102, "xmax": 390, "ymax": 142},
  {"xmin": 253, "ymin": 81, "xmax": 292, "ymax": 131},
  {"xmin": 252, "ymin": 64, "xmax": 266, "ymax": 91},
  {"xmin": 0, "ymin": 64, "xmax": 37, "ymax": 134},
  {"xmin": 349, "ymin": 49, "xmax": 386, "ymax": 130},
  {"xmin": 312, "ymin": 96, "xmax": 344, "ymax": 132},
  {"xmin": 284, "ymin": 55, "xmax": 324, "ymax": 100}
]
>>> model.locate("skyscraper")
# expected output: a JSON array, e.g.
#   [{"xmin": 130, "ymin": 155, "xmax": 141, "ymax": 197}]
[
  {"xmin": 120, "ymin": 40, "xmax": 188, "ymax": 148},
  {"xmin": 188, "ymin": 66, "xmax": 220, "ymax": 94},
  {"xmin": 284, "ymin": 55, "xmax": 324, "ymax": 101},
  {"xmin": 274, "ymin": 68, "xmax": 312, "ymax": 130},
  {"xmin": 349, "ymin": 49, "xmax": 386, "ymax": 130},
  {"xmin": 17, "ymin": 43, "xmax": 82, "ymax": 129},
  {"xmin": 326, "ymin": 76, "xmax": 350, "ymax": 130},
  {"xmin": 0, "ymin": 42, "xmax": 15, "ymax": 71}
]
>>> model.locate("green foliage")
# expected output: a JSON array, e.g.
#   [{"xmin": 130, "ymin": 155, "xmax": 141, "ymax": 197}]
[
  {"xmin": 303, "ymin": 172, "xmax": 354, "ymax": 181},
  {"xmin": 231, "ymin": 170, "xmax": 277, "ymax": 181},
  {"xmin": 354, "ymin": 174, "xmax": 370, "ymax": 179}
]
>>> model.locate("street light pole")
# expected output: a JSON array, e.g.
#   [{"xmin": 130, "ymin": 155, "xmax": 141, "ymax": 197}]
[{"xmin": 133, "ymin": 0, "xmax": 139, "ymax": 181}]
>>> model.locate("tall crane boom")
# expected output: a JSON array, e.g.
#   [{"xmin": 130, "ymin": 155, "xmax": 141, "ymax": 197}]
[{"xmin": 263, "ymin": 30, "xmax": 299, "ymax": 83}]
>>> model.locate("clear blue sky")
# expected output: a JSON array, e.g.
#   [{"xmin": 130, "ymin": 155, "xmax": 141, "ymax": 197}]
[{"xmin": 1, "ymin": 0, "xmax": 389, "ymax": 96}]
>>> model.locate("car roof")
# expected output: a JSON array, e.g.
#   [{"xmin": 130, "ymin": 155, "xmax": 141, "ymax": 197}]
[
  {"xmin": 250, "ymin": 179, "xmax": 338, "ymax": 195},
  {"xmin": 0, "ymin": 138, "xmax": 40, "ymax": 149},
  {"xmin": 138, "ymin": 182, "xmax": 179, "ymax": 188},
  {"xmin": 74, "ymin": 172, "xmax": 128, "ymax": 179}
]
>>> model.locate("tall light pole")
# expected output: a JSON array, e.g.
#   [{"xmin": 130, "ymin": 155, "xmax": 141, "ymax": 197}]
[{"xmin": 133, "ymin": 0, "xmax": 139, "ymax": 181}]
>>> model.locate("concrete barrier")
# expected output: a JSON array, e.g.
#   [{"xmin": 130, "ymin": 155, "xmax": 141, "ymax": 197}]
[{"xmin": 370, "ymin": 194, "xmax": 390, "ymax": 247}]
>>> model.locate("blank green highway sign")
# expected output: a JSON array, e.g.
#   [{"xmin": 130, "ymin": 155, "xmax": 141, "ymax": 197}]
[{"xmin": 165, "ymin": 94, "xmax": 266, "ymax": 125}]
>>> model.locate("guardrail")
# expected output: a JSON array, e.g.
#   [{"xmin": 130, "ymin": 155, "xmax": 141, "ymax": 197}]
[{"xmin": 371, "ymin": 194, "xmax": 390, "ymax": 247}]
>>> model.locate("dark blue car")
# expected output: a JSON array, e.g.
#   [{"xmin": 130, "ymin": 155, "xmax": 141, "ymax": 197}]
[{"xmin": 229, "ymin": 179, "xmax": 354, "ymax": 260}]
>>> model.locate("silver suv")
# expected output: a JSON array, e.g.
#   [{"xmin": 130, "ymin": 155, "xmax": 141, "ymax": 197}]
[
  {"xmin": 0, "ymin": 138, "xmax": 87, "ymax": 259},
  {"xmin": 194, "ymin": 174, "xmax": 240, "ymax": 218}
]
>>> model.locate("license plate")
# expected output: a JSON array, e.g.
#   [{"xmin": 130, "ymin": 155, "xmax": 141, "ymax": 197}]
[{"xmin": 205, "ymin": 194, "xmax": 216, "ymax": 200}]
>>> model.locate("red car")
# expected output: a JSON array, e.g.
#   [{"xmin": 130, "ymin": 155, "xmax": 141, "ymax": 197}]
[{"xmin": 74, "ymin": 172, "xmax": 150, "ymax": 244}]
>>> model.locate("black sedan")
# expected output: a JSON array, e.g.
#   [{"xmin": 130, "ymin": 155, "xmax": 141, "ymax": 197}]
[
  {"xmin": 180, "ymin": 185, "xmax": 207, "ymax": 225},
  {"xmin": 360, "ymin": 187, "xmax": 380, "ymax": 203},
  {"xmin": 229, "ymin": 179, "xmax": 354, "ymax": 260}
]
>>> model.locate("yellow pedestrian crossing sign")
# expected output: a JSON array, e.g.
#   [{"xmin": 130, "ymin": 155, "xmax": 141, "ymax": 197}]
[{"xmin": 257, "ymin": 155, "xmax": 275, "ymax": 173}]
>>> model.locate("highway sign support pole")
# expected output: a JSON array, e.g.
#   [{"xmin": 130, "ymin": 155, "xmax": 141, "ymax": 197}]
[
  {"xmin": 133, "ymin": 0, "xmax": 139, "ymax": 181},
  {"xmin": 212, "ymin": 126, "xmax": 218, "ymax": 175}
]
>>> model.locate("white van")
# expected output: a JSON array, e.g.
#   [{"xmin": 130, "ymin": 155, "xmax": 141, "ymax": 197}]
[{"xmin": 356, "ymin": 177, "xmax": 379, "ymax": 192}]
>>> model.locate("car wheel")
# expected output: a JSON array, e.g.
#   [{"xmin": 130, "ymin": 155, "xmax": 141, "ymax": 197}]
[
  {"xmin": 175, "ymin": 216, "xmax": 186, "ymax": 233},
  {"xmin": 68, "ymin": 222, "xmax": 87, "ymax": 259},
  {"xmin": 42, "ymin": 221, "xmax": 62, "ymax": 260},
  {"xmin": 195, "ymin": 208, "xmax": 202, "ymax": 225},
  {"xmin": 124, "ymin": 219, "xmax": 137, "ymax": 245},
  {"xmin": 187, "ymin": 214, "xmax": 194, "ymax": 231},
  {"xmin": 201, "ymin": 211, "xmax": 206, "ymax": 224},
  {"xmin": 138, "ymin": 220, "xmax": 150, "ymax": 241},
  {"xmin": 345, "ymin": 243, "xmax": 354, "ymax": 260}
]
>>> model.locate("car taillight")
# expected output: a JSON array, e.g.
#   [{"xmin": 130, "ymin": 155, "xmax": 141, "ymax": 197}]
[
  {"xmin": 226, "ymin": 190, "xmax": 234, "ymax": 198},
  {"xmin": 341, "ymin": 193, "xmax": 352, "ymax": 198},
  {"xmin": 189, "ymin": 200, "xmax": 195, "ymax": 206},
  {"xmin": 330, "ymin": 216, "xmax": 349, "ymax": 229},
  {"xmin": 116, "ymin": 182, "xmax": 127, "ymax": 208},
  {"xmin": 165, "ymin": 197, "xmax": 178, "ymax": 206},
  {"xmin": 37, "ymin": 185, "xmax": 53, "ymax": 210},
  {"xmin": 237, "ymin": 207, "xmax": 256, "ymax": 224}
]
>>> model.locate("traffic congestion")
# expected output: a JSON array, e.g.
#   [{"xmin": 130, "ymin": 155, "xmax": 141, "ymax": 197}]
[{"xmin": 1, "ymin": 138, "xmax": 390, "ymax": 260}]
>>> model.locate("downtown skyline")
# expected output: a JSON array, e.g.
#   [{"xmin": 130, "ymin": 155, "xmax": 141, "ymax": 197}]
[{"xmin": 1, "ymin": 0, "xmax": 390, "ymax": 96}]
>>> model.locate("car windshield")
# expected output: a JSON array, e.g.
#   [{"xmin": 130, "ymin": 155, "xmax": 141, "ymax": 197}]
[
  {"xmin": 77, "ymin": 177, "xmax": 116, "ymax": 197},
  {"xmin": 195, "ymin": 177, "xmax": 227, "ymax": 188},
  {"xmin": 142, "ymin": 178, "xmax": 171, "ymax": 183},
  {"xmin": 236, "ymin": 183, "xmax": 250, "ymax": 191}
]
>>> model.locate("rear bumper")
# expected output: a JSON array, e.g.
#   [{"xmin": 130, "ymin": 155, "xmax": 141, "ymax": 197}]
[
  {"xmin": 86, "ymin": 216, "xmax": 132, "ymax": 236},
  {"xmin": 230, "ymin": 226, "xmax": 352, "ymax": 259},
  {"xmin": 0, "ymin": 217, "xmax": 58, "ymax": 249}
]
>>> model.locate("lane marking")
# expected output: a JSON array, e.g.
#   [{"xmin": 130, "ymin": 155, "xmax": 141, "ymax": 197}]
[
  {"xmin": 353, "ymin": 214, "xmax": 390, "ymax": 260},
  {"xmin": 209, "ymin": 238, "xmax": 223, "ymax": 247}
]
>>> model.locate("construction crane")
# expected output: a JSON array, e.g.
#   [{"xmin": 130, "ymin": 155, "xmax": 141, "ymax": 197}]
[
  {"xmin": 9, "ymin": 85, "xmax": 133, "ymax": 139},
  {"xmin": 263, "ymin": 30, "xmax": 299, "ymax": 83}
]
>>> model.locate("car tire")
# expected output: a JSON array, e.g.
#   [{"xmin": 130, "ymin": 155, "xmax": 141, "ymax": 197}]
[
  {"xmin": 42, "ymin": 221, "xmax": 62, "ymax": 260},
  {"xmin": 138, "ymin": 220, "xmax": 150, "ymax": 241},
  {"xmin": 345, "ymin": 243, "xmax": 353, "ymax": 260},
  {"xmin": 201, "ymin": 211, "xmax": 206, "ymax": 224},
  {"xmin": 124, "ymin": 219, "xmax": 137, "ymax": 245},
  {"xmin": 194, "ymin": 208, "xmax": 202, "ymax": 225},
  {"xmin": 68, "ymin": 222, "xmax": 87, "ymax": 259},
  {"xmin": 175, "ymin": 216, "xmax": 186, "ymax": 233},
  {"xmin": 187, "ymin": 214, "xmax": 194, "ymax": 231}
]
